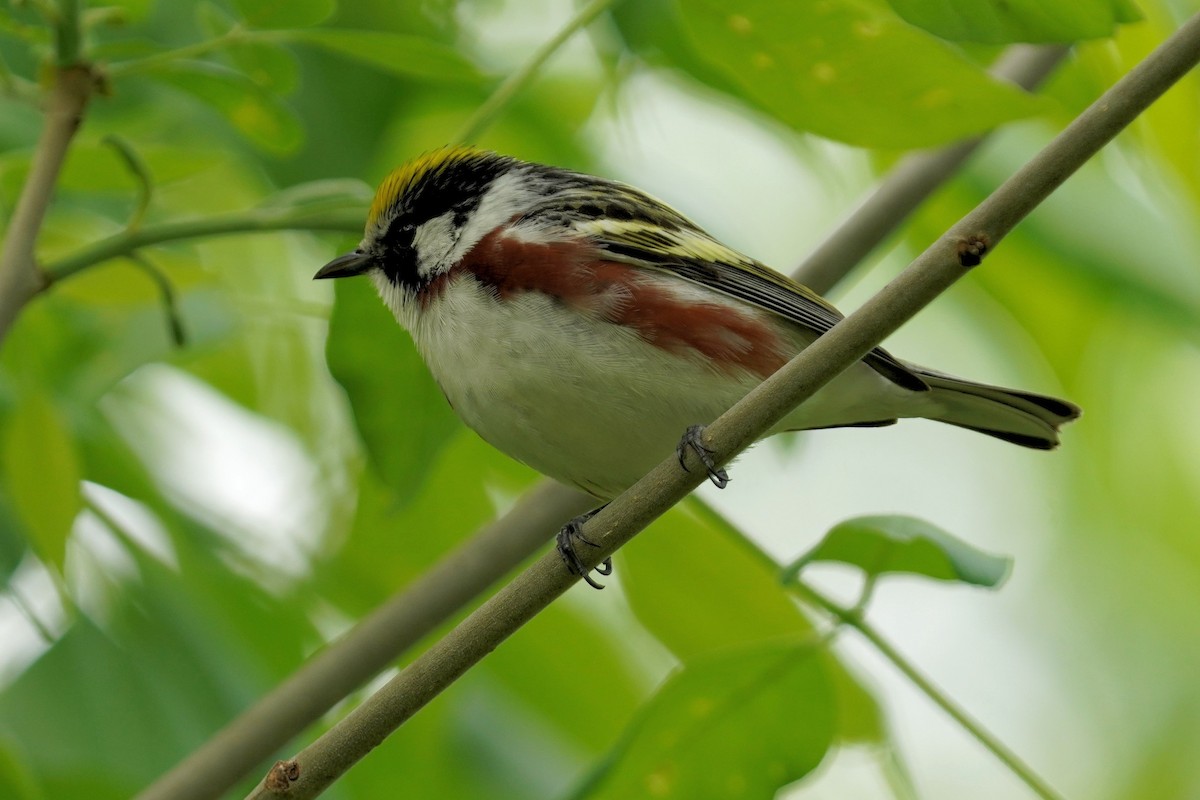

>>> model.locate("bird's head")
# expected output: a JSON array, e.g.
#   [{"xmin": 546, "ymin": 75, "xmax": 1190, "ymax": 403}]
[{"xmin": 314, "ymin": 146, "xmax": 525, "ymax": 300}]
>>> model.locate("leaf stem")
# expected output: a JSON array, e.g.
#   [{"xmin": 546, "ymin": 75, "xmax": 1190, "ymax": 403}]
[
  {"xmin": 793, "ymin": 582, "xmax": 1064, "ymax": 800},
  {"xmin": 127, "ymin": 252, "xmax": 187, "ymax": 346},
  {"xmin": 41, "ymin": 208, "xmax": 365, "ymax": 285},
  {"xmin": 54, "ymin": 0, "xmax": 82, "ymax": 66},
  {"xmin": 453, "ymin": 0, "xmax": 617, "ymax": 144},
  {"xmin": 104, "ymin": 27, "xmax": 252, "ymax": 78}
]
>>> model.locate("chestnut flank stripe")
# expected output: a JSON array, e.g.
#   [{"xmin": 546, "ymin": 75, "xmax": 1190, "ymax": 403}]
[{"xmin": 449, "ymin": 228, "xmax": 790, "ymax": 379}]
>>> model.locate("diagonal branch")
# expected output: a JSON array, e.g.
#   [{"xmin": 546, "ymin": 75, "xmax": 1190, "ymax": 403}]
[
  {"xmin": 134, "ymin": 482, "xmax": 595, "ymax": 800},
  {"xmin": 245, "ymin": 13, "xmax": 1200, "ymax": 799},
  {"xmin": 136, "ymin": 42, "xmax": 1069, "ymax": 800},
  {"xmin": 0, "ymin": 64, "xmax": 94, "ymax": 346}
]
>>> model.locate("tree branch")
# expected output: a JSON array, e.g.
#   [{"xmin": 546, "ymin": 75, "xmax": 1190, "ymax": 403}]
[
  {"xmin": 42, "ymin": 209, "xmax": 365, "ymax": 286},
  {"xmin": 245, "ymin": 14, "xmax": 1200, "ymax": 799},
  {"xmin": 139, "ymin": 42, "xmax": 1070, "ymax": 800},
  {"xmin": 0, "ymin": 64, "xmax": 94, "ymax": 346},
  {"xmin": 134, "ymin": 481, "xmax": 595, "ymax": 800}
]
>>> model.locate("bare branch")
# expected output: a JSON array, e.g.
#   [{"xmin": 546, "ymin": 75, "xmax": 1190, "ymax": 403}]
[{"xmin": 134, "ymin": 482, "xmax": 595, "ymax": 800}]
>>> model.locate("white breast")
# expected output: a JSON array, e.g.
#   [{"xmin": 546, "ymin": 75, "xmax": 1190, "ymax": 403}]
[{"xmin": 377, "ymin": 274, "xmax": 917, "ymax": 498}]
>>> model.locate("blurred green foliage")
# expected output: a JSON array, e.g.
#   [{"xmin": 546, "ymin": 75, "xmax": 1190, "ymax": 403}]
[{"xmin": 0, "ymin": 0, "xmax": 1197, "ymax": 798}]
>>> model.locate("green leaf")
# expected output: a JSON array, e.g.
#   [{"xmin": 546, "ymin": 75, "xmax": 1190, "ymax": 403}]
[
  {"xmin": 583, "ymin": 640, "xmax": 835, "ymax": 799},
  {"xmin": 786, "ymin": 514, "xmax": 1011, "ymax": 588},
  {"xmin": 93, "ymin": 0, "xmax": 153, "ymax": 24},
  {"xmin": 1, "ymin": 392, "xmax": 82, "ymax": 570},
  {"xmin": 885, "ymin": 0, "xmax": 1141, "ymax": 44},
  {"xmin": 286, "ymin": 29, "xmax": 483, "ymax": 84},
  {"xmin": 151, "ymin": 62, "xmax": 303, "ymax": 155},
  {"xmin": 677, "ymin": 0, "xmax": 1047, "ymax": 148},
  {"xmin": 621, "ymin": 499, "xmax": 813, "ymax": 661},
  {"xmin": 228, "ymin": 40, "xmax": 300, "ymax": 94},
  {"xmin": 325, "ymin": 278, "xmax": 462, "ymax": 506},
  {"xmin": 482, "ymin": 601, "xmax": 648, "ymax": 754},
  {"xmin": 825, "ymin": 655, "xmax": 885, "ymax": 743},
  {"xmin": 232, "ymin": 0, "xmax": 334, "ymax": 29},
  {"xmin": 0, "ymin": 737, "xmax": 41, "ymax": 800}
]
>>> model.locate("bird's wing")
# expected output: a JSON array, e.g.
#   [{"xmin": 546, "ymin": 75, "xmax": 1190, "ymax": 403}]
[{"xmin": 538, "ymin": 190, "xmax": 928, "ymax": 392}]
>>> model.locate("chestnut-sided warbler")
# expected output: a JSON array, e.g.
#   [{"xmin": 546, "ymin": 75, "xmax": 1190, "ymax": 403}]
[{"xmin": 316, "ymin": 146, "xmax": 1079, "ymax": 585}]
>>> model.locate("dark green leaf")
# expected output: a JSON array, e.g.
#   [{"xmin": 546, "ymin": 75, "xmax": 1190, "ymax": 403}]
[
  {"xmin": 786, "ymin": 514, "xmax": 1011, "ymax": 588},
  {"xmin": 101, "ymin": 0, "xmax": 154, "ymax": 22},
  {"xmin": 0, "ymin": 736, "xmax": 41, "ymax": 800},
  {"xmin": 677, "ymin": 0, "xmax": 1047, "ymax": 148},
  {"xmin": 229, "ymin": 40, "xmax": 300, "ymax": 93},
  {"xmin": 325, "ymin": 278, "xmax": 462, "ymax": 506},
  {"xmin": 314, "ymin": 430, "xmax": 534, "ymax": 613},
  {"xmin": 1, "ymin": 393, "xmax": 81, "ymax": 570},
  {"xmin": 151, "ymin": 62, "xmax": 303, "ymax": 155},
  {"xmin": 621, "ymin": 500, "xmax": 813, "ymax": 661},
  {"xmin": 232, "ymin": 0, "xmax": 334, "ymax": 29},
  {"xmin": 482, "ymin": 601, "xmax": 648, "ymax": 754},
  {"xmin": 583, "ymin": 640, "xmax": 835, "ymax": 799},
  {"xmin": 287, "ymin": 29, "xmax": 483, "ymax": 84},
  {"xmin": 885, "ymin": 0, "xmax": 1141, "ymax": 44}
]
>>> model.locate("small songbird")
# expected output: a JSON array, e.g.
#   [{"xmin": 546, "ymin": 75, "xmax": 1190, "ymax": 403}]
[{"xmin": 316, "ymin": 146, "xmax": 1079, "ymax": 585}]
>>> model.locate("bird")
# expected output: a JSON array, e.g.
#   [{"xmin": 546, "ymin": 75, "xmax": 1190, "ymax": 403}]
[{"xmin": 315, "ymin": 146, "xmax": 1080, "ymax": 587}]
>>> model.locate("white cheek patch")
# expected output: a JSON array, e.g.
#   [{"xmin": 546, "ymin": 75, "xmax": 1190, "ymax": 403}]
[{"xmin": 413, "ymin": 211, "xmax": 458, "ymax": 278}]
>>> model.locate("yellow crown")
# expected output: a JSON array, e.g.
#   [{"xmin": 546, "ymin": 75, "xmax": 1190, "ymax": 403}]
[{"xmin": 368, "ymin": 145, "xmax": 489, "ymax": 228}]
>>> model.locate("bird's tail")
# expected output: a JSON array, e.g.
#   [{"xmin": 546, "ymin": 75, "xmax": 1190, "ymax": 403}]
[{"xmin": 914, "ymin": 367, "xmax": 1081, "ymax": 450}]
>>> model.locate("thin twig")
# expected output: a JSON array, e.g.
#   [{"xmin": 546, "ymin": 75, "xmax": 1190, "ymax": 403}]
[
  {"xmin": 794, "ymin": 582, "xmax": 1064, "ymax": 800},
  {"xmin": 42, "ymin": 209, "xmax": 365, "ymax": 285},
  {"xmin": 244, "ymin": 14, "xmax": 1200, "ymax": 799},
  {"xmin": 127, "ymin": 253, "xmax": 187, "ymax": 347},
  {"xmin": 104, "ymin": 26, "xmax": 251, "ymax": 78},
  {"xmin": 101, "ymin": 134, "xmax": 155, "ymax": 231},
  {"xmin": 453, "ymin": 0, "xmax": 617, "ymax": 145}
]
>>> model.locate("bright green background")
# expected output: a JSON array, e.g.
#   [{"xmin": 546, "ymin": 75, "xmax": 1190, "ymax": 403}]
[{"xmin": 1, "ymin": 0, "xmax": 1198, "ymax": 798}]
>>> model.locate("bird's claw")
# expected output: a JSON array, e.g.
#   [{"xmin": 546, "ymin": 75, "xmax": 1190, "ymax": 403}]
[
  {"xmin": 556, "ymin": 508, "xmax": 612, "ymax": 590},
  {"xmin": 677, "ymin": 424, "xmax": 730, "ymax": 489}
]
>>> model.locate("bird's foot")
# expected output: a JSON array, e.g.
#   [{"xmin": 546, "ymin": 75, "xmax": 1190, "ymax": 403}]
[
  {"xmin": 556, "ymin": 506, "xmax": 613, "ymax": 590},
  {"xmin": 677, "ymin": 424, "xmax": 730, "ymax": 489}
]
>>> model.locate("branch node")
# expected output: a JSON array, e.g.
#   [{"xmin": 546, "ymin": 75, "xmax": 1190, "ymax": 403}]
[
  {"xmin": 264, "ymin": 759, "xmax": 300, "ymax": 793},
  {"xmin": 956, "ymin": 234, "xmax": 990, "ymax": 267}
]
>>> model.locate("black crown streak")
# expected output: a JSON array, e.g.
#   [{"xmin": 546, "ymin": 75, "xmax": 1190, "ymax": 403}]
[{"xmin": 377, "ymin": 151, "xmax": 516, "ymax": 292}]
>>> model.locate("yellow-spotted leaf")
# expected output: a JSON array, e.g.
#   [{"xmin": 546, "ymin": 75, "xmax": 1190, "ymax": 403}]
[
  {"xmin": 885, "ymin": 0, "xmax": 1140, "ymax": 44},
  {"xmin": 583, "ymin": 639, "xmax": 835, "ymax": 799},
  {"xmin": 1, "ymin": 393, "xmax": 82, "ymax": 570},
  {"xmin": 678, "ymin": 0, "xmax": 1047, "ymax": 148}
]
